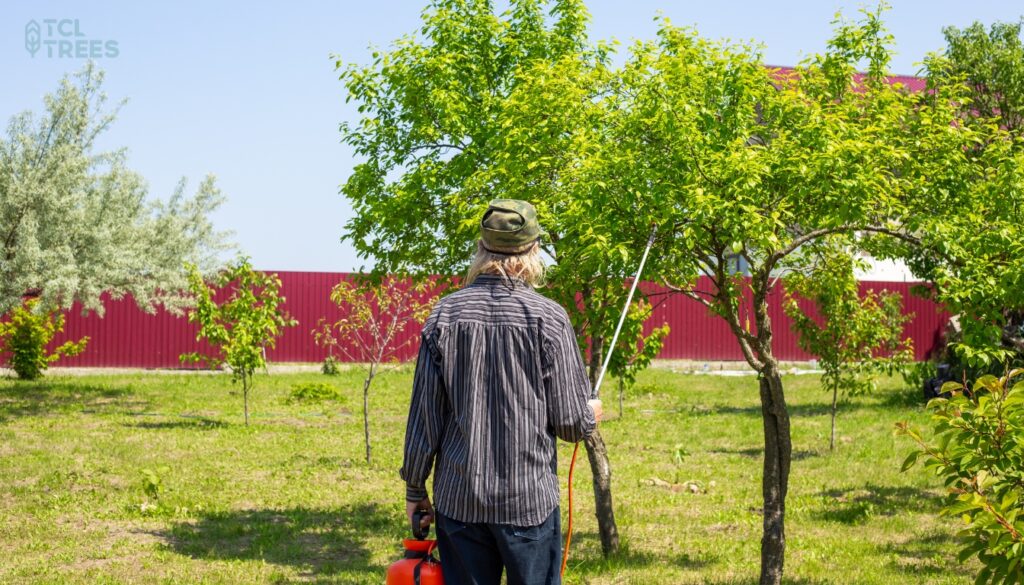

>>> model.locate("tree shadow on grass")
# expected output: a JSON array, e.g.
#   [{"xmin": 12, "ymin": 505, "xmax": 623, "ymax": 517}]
[
  {"xmin": 703, "ymin": 390, "xmax": 924, "ymax": 419},
  {"xmin": 880, "ymin": 530, "xmax": 972, "ymax": 578},
  {"xmin": 565, "ymin": 533, "xmax": 831, "ymax": 585},
  {"xmin": 0, "ymin": 379, "xmax": 138, "ymax": 423},
  {"xmin": 705, "ymin": 403, "xmax": 837, "ymax": 418},
  {"xmin": 565, "ymin": 531, "xmax": 715, "ymax": 576},
  {"xmin": 708, "ymin": 447, "xmax": 821, "ymax": 461},
  {"xmin": 815, "ymin": 484, "xmax": 943, "ymax": 524},
  {"xmin": 123, "ymin": 415, "xmax": 227, "ymax": 430},
  {"xmin": 152, "ymin": 503, "xmax": 392, "ymax": 578}
]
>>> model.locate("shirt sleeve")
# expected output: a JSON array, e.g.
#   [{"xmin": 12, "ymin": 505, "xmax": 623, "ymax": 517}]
[
  {"xmin": 541, "ymin": 310, "xmax": 597, "ymax": 443},
  {"xmin": 399, "ymin": 325, "xmax": 447, "ymax": 502}
]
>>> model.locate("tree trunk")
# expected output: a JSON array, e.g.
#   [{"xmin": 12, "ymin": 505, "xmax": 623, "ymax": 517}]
[
  {"xmin": 586, "ymin": 332, "xmax": 619, "ymax": 556},
  {"xmin": 584, "ymin": 430, "xmax": 619, "ymax": 555},
  {"xmin": 243, "ymin": 373, "xmax": 250, "ymax": 426},
  {"xmin": 758, "ymin": 361, "xmax": 792, "ymax": 585},
  {"xmin": 830, "ymin": 381, "xmax": 838, "ymax": 452},
  {"xmin": 363, "ymin": 372, "xmax": 373, "ymax": 466}
]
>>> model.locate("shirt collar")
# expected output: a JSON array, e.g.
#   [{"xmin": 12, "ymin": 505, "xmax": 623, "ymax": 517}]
[{"xmin": 470, "ymin": 274, "xmax": 530, "ymax": 289}]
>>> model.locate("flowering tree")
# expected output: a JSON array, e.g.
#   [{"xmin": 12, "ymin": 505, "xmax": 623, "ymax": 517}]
[{"xmin": 313, "ymin": 277, "xmax": 437, "ymax": 465}]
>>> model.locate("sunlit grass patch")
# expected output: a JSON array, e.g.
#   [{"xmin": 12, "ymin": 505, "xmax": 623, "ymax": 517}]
[{"xmin": 0, "ymin": 367, "xmax": 971, "ymax": 583}]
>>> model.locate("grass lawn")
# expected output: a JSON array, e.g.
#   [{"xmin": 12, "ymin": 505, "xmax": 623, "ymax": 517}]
[{"xmin": 0, "ymin": 366, "xmax": 972, "ymax": 584}]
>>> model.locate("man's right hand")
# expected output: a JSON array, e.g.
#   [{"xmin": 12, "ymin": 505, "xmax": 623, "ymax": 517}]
[
  {"xmin": 407, "ymin": 497, "xmax": 434, "ymax": 535},
  {"xmin": 588, "ymin": 399, "xmax": 603, "ymax": 423}
]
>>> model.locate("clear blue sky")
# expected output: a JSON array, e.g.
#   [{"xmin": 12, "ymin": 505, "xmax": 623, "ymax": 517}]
[{"xmin": 2, "ymin": 1, "xmax": 1020, "ymax": 272}]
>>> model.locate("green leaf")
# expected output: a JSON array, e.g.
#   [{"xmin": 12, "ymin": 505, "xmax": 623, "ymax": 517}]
[{"xmin": 900, "ymin": 450, "xmax": 920, "ymax": 472}]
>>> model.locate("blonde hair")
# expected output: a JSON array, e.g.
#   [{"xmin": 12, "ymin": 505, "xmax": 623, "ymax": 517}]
[{"xmin": 465, "ymin": 240, "xmax": 546, "ymax": 288}]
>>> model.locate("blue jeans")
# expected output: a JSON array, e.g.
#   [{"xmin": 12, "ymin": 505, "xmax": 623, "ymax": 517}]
[{"xmin": 435, "ymin": 507, "xmax": 562, "ymax": 585}]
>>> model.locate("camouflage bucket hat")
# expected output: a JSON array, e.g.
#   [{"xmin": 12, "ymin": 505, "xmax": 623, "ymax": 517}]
[{"xmin": 479, "ymin": 199, "xmax": 546, "ymax": 254}]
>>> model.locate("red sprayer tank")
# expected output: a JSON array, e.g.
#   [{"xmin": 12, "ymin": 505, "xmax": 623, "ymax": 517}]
[{"xmin": 386, "ymin": 510, "xmax": 443, "ymax": 585}]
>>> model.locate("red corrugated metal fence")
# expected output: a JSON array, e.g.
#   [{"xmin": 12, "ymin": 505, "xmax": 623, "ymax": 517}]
[
  {"xmin": 639, "ymin": 279, "xmax": 946, "ymax": 361},
  {"xmin": 3, "ymin": 272, "xmax": 948, "ymax": 368}
]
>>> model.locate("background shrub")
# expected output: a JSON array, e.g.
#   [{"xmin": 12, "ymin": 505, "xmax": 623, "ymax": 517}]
[
  {"xmin": 321, "ymin": 355, "xmax": 340, "ymax": 376},
  {"xmin": 0, "ymin": 298, "xmax": 88, "ymax": 380},
  {"xmin": 286, "ymin": 382, "xmax": 344, "ymax": 405}
]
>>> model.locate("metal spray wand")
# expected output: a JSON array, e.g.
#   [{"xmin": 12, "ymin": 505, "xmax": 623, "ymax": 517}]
[{"xmin": 591, "ymin": 223, "xmax": 659, "ymax": 399}]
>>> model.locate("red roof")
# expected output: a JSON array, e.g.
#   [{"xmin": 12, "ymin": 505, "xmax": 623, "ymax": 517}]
[{"xmin": 769, "ymin": 65, "xmax": 927, "ymax": 92}]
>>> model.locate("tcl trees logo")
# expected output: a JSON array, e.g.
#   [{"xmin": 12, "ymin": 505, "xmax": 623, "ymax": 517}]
[{"xmin": 24, "ymin": 19, "xmax": 119, "ymax": 59}]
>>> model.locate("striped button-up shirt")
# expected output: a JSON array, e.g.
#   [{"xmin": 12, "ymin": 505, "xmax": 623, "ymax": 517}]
[{"xmin": 400, "ymin": 274, "xmax": 596, "ymax": 526}]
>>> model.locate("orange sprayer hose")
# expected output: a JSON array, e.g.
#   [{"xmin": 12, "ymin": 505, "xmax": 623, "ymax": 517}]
[{"xmin": 560, "ymin": 441, "xmax": 580, "ymax": 578}]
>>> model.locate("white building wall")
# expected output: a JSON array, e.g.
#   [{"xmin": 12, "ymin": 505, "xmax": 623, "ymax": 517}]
[{"xmin": 854, "ymin": 256, "xmax": 917, "ymax": 282}]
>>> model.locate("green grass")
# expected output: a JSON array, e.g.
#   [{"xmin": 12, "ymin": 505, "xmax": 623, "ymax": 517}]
[{"xmin": 0, "ymin": 367, "xmax": 972, "ymax": 584}]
